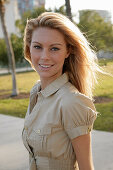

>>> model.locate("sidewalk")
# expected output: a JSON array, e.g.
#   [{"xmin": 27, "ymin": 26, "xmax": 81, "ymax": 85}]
[
  {"xmin": 0, "ymin": 114, "xmax": 113, "ymax": 170},
  {"xmin": 0, "ymin": 67, "xmax": 33, "ymax": 75},
  {"xmin": 0, "ymin": 114, "xmax": 28, "ymax": 170}
]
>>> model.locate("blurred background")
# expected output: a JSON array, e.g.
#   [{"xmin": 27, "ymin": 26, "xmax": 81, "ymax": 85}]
[{"xmin": 0, "ymin": 0, "xmax": 113, "ymax": 135}]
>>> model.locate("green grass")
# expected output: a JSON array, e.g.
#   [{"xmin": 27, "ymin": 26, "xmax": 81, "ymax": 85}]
[
  {"xmin": 94, "ymin": 62, "xmax": 113, "ymax": 98},
  {"xmin": 0, "ymin": 71, "xmax": 39, "ymax": 118},
  {"xmin": 0, "ymin": 71, "xmax": 39, "ymax": 94},
  {"xmin": 94, "ymin": 102, "xmax": 113, "ymax": 132},
  {"xmin": 0, "ymin": 98, "xmax": 29, "ymax": 118},
  {"xmin": 94, "ymin": 74, "xmax": 113, "ymax": 98}
]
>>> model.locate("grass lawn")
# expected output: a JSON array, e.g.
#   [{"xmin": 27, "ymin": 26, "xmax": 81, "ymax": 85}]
[
  {"xmin": 94, "ymin": 102, "xmax": 113, "ymax": 132},
  {"xmin": 0, "ymin": 71, "xmax": 39, "ymax": 94},
  {"xmin": 94, "ymin": 63, "xmax": 113, "ymax": 98},
  {"xmin": 0, "ymin": 60, "xmax": 113, "ymax": 132},
  {"xmin": 0, "ymin": 98, "xmax": 29, "ymax": 118}
]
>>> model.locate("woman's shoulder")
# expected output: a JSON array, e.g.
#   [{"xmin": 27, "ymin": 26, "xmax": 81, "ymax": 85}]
[
  {"xmin": 60, "ymin": 83, "xmax": 97, "ymax": 139},
  {"xmin": 60, "ymin": 82, "xmax": 96, "ymax": 111}
]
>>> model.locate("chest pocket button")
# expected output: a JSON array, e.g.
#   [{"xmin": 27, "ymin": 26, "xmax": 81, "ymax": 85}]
[{"xmin": 37, "ymin": 129, "xmax": 41, "ymax": 133}]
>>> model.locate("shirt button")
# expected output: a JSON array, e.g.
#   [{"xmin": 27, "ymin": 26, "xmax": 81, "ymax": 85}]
[
  {"xmin": 88, "ymin": 127, "xmax": 91, "ymax": 132},
  {"xmin": 37, "ymin": 129, "xmax": 41, "ymax": 133}
]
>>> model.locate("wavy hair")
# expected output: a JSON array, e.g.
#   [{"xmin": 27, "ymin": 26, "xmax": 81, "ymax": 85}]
[{"xmin": 24, "ymin": 12, "xmax": 99, "ymax": 99}]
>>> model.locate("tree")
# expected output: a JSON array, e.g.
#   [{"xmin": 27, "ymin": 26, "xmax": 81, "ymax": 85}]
[
  {"xmin": 16, "ymin": 7, "xmax": 48, "ymax": 37},
  {"xmin": 54, "ymin": 5, "xmax": 66, "ymax": 16},
  {"xmin": 16, "ymin": 6, "xmax": 66, "ymax": 36},
  {"xmin": 0, "ymin": 34, "xmax": 24, "ymax": 66},
  {"xmin": 65, "ymin": 0, "xmax": 73, "ymax": 21},
  {"xmin": 78, "ymin": 10, "xmax": 113, "ymax": 52},
  {"xmin": 0, "ymin": 0, "xmax": 18, "ymax": 96}
]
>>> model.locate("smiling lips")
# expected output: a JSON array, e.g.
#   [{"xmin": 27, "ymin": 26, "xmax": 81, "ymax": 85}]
[{"xmin": 39, "ymin": 64, "xmax": 54, "ymax": 68}]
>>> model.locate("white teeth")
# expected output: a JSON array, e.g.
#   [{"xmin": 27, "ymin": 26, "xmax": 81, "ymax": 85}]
[{"xmin": 40, "ymin": 64, "xmax": 52, "ymax": 68}]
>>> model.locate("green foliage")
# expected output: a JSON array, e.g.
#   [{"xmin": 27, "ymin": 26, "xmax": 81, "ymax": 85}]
[
  {"xmin": 15, "ymin": 6, "xmax": 67, "ymax": 36},
  {"xmin": 78, "ymin": 10, "xmax": 113, "ymax": 52},
  {"xmin": 54, "ymin": 5, "xmax": 66, "ymax": 16},
  {"xmin": 0, "ymin": 38, "xmax": 8, "ymax": 65},
  {"xmin": 11, "ymin": 34, "xmax": 23, "ymax": 63},
  {"xmin": 0, "ymin": 34, "xmax": 24, "ymax": 66},
  {"xmin": 15, "ymin": 7, "xmax": 50, "ymax": 36}
]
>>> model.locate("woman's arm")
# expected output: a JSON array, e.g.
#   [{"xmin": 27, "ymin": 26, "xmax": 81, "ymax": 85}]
[{"xmin": 71, "ymin": 133, "xmax": 94, "ymax": 170}]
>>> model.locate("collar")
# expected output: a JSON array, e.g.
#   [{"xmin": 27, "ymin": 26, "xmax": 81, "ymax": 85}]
[{"xmin": 37, "ymin": 73, "xmax": 69, "ymax": 98}]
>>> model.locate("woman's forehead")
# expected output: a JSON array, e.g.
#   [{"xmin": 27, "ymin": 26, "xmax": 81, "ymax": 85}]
[{"xmin": 31, "ymin": 27, "xmax": 66, "ymax": 44}]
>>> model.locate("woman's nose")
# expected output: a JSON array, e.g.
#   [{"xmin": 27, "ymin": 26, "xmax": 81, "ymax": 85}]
[{"xmin": 41, "ymin": 49, "xmax": 49, "ymax": 59}]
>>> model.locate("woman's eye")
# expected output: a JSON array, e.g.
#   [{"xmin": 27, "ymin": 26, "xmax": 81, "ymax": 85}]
[
  {"xmin": 34, "ymin": 45, "xmax": 41, "ymax": 49},
  {"xmin": 51, "ymin": 47, "xmax": 60, "ymax": 51}
]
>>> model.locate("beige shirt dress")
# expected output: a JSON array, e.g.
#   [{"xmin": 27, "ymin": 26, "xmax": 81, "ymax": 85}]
[{"xmin": 22, "ymin": 73, "xmax": 97, "ymax": 170}]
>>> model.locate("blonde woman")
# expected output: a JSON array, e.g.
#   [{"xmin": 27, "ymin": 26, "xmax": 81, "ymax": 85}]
[{"xmin": 22, "ymin": 12, "xmax": 98, "ymax": 170}]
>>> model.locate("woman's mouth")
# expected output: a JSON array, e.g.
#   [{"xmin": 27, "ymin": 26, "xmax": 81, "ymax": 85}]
[{"xmin": 39, "ymin": 64, "xmax": 54, "ymax": 68}]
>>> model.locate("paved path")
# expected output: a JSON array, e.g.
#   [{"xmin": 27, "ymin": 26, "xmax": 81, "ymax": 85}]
[
  {"xmin": 0, "ymin": 67, "xmax": 33, "ymax": 75},
  {"xmin": 0, "ymin": 114, "xmax": 113, "ymax": 170},
  {"xmin": 0, "ymin": 114, "xmax": 28, "ymax": 170}
]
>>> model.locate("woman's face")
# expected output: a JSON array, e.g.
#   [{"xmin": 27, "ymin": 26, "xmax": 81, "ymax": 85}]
[{"xmin": 30, "ymin": 27, "xmax": 69, "ymax": 83}]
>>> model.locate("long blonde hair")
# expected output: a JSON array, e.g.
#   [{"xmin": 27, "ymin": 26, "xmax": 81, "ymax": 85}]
[{"xmin": 24, "ymin": 12, "xmax": 99, "ymax": 99}]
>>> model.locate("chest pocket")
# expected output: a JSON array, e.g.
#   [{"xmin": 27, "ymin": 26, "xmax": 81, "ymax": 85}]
[{"xmin": 28, "ymin": 127, "xmax": 51, "ymax": 153}]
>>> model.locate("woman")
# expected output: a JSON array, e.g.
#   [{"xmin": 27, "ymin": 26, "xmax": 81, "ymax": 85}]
[{"xmin": 22, "ymin": 12, "xmax": 98, "ymax": 170}]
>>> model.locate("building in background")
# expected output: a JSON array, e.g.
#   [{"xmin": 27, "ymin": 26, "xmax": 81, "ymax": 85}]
[
  {"xmin": 0, "ymin": 0, "xmax": 20, "ymax": 38},
  {"xmin": 93, "ymin": 10, "xmax": 112, "ymax": 22},
  {"xmin": 18, "ymin": 0, "xmax": 45, "ymax": 16},
  {"xmin": 0, "ymin": 0, "xmax": 45, "ymax": 38}
]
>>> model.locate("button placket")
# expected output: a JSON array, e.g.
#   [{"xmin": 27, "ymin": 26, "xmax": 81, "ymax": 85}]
[
  {"xmin": 24, "ymin": 93, "xmax": 44, "ymax": 131},
  {"xmin": 37, "ymin": 92, "xmax": 43, "ymax": 103},
  {"xmin": 38, "ymin": 129, "xmax": 44, "ymax": 146}
]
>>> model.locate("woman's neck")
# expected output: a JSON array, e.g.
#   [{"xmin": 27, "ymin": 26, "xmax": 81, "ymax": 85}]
[{"xmin": 40, "ymin": 73, "xmax": 62, "ymax": 90}]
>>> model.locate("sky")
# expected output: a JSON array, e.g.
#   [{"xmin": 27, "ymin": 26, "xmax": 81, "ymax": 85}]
[{"xmin": 45, "ymin": 0, "xmax": 113, "ymax": 22}]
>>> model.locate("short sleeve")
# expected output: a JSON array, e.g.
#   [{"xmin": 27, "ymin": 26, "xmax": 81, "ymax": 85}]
[{"xmin": 61, "ymin": 93, "xmax": 97, "ymax": 139}]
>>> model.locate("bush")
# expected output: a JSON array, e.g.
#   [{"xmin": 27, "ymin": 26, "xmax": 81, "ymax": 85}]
[
  {"xmin": 0, "ymin": 34, "xmax": 24, "ymax": 66},
  {"xmin": 11, "ymin": 34, "xmax": 24, "ymax": 63},
  {"xmin": 0, "ymin": 39, "xmax": 8, "ymax": 65}
]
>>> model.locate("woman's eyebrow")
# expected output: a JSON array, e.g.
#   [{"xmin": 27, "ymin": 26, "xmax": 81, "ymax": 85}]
[
  {"xmin": 50, "ymin": 43, "xmax": 62, "ymax": 46},
  {"xmin": 31, "ymin": 41, "xmax": 63, "ymax": 46},
  {"xmin": 32, "ymin": 41, "xmax": 41, "ymax": 44}
]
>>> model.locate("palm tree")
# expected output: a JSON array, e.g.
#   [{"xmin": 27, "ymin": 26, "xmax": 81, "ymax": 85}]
[
  {"xmin": 0, "ymin": 0, "xmax": 18, "ymax": 96},
  {"xmin": 65, "ymin": 0, "xmax": 73, "ymax": 21}
]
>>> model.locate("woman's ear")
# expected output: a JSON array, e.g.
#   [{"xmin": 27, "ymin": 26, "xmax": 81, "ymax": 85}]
[{"xmin": 65, "ymin": 45, "xmax": 71, "ymax": 58}]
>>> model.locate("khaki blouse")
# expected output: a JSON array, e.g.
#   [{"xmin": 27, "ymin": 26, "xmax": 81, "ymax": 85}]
[{"xmin": 22, "ymin": 73, "xmax": 97, "ymax": 170}]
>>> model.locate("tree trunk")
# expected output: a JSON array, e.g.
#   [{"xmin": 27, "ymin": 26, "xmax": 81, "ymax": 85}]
[
  {"xmin": 0, "ymin": 2, "xmax": 18, "ymax": 96},
  {"xmin": 65, "ymin": 0, "xmax": 73, "ymax": 21}
]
